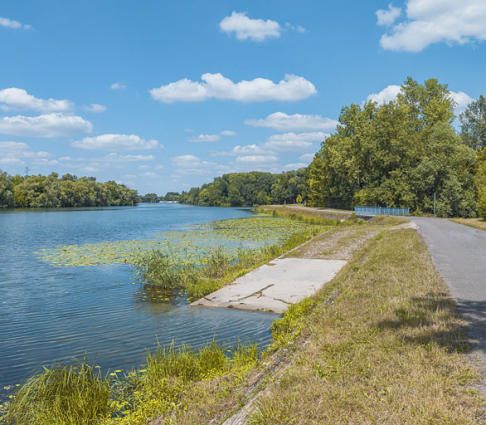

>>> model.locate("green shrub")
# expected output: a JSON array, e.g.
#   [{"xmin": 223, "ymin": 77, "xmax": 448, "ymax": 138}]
[{"xmin": 142, "ymin": 339, "xmax": 256, "ymax": 388}]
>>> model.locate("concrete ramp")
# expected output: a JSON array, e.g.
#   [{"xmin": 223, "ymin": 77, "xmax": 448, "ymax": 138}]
[{"xmin": 191, "ymin": 258, "xmax": 346, "ymax": 314}]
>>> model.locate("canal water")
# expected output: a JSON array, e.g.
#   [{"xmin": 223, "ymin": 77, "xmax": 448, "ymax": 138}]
[{"xmin": 0, "ymin": 203, "xmax": 278, "ymax": 395}]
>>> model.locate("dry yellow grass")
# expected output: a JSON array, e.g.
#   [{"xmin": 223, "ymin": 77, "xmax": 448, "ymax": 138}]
[
  {"xmin": 258, "ymin": 205, "xmax": 350, "ymax": 221},
  {"xmin": 450, "ymin": 218, "xmax": 486, "ymax": 232}
]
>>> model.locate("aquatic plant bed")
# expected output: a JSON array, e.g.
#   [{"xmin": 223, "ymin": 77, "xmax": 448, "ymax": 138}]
[
  {"xmin": 34, "ymin": 216, "xmax": 327, "ymax": 267},
  {"xmin": 34, "ymin": 215, "xmax": 330, "ymax": 299}
]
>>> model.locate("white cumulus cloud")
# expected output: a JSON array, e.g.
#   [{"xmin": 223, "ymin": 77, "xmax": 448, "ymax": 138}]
[
  {"xmin": 376, "ymin": 4, "xmax": 402, "ymax": 26},
  {"xmin": 102, "ymin": 153, "xmax": 155, "ymax": 162},
  {"xmin": 211, "ymin": 144, "xmax": 269, "ymax": 157},
  {"xmin": 0, "ymin": 141, "xmax": 30, "ymax": 152},
  {"xmin": 0, "ymin": 113, "xmax": 92, "ymax": 138},
  {"xmin": 263, "ymin": 132, "xmax": 327, "ymax": 152},
  {"xmin": 0, "ymin": 157, "xmax": 24, "ymax": 165},
  {"xmin": 283, "ymin": 162, "xmax": 308, "ymax": 170},
  {"xmin": 188, "ymin": 130, "xmax": 237, "ymax": 142},
  {"xmin": 0, "ymin": 17, "xmax": 32, "ymax": 30},
  {"xmin": 0, "ymin": 141, "xmax": 54, "ymax": 166},
  {"xmin": 366, "ymin": 85, "xmax": 402, "ymax": 104},
  {"xmin": 150, "ymin": 73, "xmax": 316, "ymax": 103},
  {"xmin": 141, "ymin": 172, "xmax": 162, "ymax": 178},
  {"xmin": 83, "ymin": 103, "xmax": 107, "ymax": 113},
  {"xmin": 72, "ymin": 134, "xmax": 161, "ymax": 151},
  {"xmin": 245, "ymin": 112, "xmax": 338, "ymax": 131},
  {"xmin": 0, "ymin": 88, "xmax": 72, "ymax": 112},
  {"xmin": 111, "ymin": 83, "xmax": 126, "ymax": 90},
  {"xmin": 236, "ymin": 155, "xmax": 279, "ymax": 164},
  {"xmin": 171, "ymin": 154, "xmax": 230, "ymax": 176},
  {"xmin": 220, "ymin": 11, "xmax": 281, "ymax": 41},
  {"xmin": 263, "ymin": 140, "xmax": 314, "ymax": 152},
  {"xmin": 220, "ymin": 130, "xmax": 237, "ymax": 136},
  {"xmin": 300, "ymin": 153, "xmax": 316, "ymax": 163},
  {"xmin": 379, "ymin": 0, "xmax": 486, "ymax": 52},
  {"xmin": 450, "ymin": 91, "xmax": 475, "ymax": 113},
  {"xmin": 189, "ymin": 134, "xmax": 221, "ymax": 143}
]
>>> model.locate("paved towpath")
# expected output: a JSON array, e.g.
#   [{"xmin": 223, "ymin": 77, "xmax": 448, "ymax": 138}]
[{"xmin": 411, "ymin": 217, "xmax": 486, "ymax": 358}]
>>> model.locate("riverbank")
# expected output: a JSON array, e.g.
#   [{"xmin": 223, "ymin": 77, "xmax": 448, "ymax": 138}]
[
  {"xmin": 2, "ymin": 212, "xmax": 483, "ymax": 424},
  {"xmin": 156, "ymin": 217, "xmax": 483, "ymax": 424},
  {"xmin": 171, "ymin": 225, "xmax": 485, "ymax": 424}
]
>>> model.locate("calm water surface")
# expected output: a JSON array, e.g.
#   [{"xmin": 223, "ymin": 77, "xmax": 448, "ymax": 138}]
[{"xmin": 0, "ymin": 203, "xmax": 278, "ymax": 396}]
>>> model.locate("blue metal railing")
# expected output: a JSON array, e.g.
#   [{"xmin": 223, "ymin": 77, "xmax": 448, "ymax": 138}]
[{"xmin": 354, "ymin": 206, "xmax": 409, "ymax": 216}]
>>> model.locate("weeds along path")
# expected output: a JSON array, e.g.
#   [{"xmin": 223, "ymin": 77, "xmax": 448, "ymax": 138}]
[{"xmin": 220, "ymin": 226, "xmax": 485, "ymax": 425}]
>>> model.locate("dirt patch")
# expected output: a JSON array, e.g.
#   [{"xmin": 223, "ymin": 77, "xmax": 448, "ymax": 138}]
[{"xmin": 285, "ymin": 228, "xmax": 378, "ymax": 260}]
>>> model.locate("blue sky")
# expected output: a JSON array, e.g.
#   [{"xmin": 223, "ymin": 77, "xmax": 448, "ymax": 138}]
[{"xmin": 1, "ymin": 0, "xmax": 485, "ymax": 195}]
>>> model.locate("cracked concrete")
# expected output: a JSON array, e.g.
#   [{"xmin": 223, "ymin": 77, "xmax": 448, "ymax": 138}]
[{"xmin": 191, "ymin": 258, "xmax": 346, "ymax": 314}]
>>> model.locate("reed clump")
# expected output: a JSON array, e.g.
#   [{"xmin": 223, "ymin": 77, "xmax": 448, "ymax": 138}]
[
  {"xmin": 0, "ymin": 359, "xmax": 111, "ymax": 425},
  {"xmin": 104, "ymin": 340, "xmax": 259, "ymax": 424}
]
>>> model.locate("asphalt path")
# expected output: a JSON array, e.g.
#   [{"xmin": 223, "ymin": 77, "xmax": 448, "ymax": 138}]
[{"xmin": 411, "ymin": 217, "xmax": 486, "ymax": 357}]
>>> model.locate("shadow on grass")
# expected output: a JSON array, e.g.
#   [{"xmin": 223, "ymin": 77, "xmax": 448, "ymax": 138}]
[{"xmin": 376, "ymin": 291, "xmax": 480, "ymax": 354}]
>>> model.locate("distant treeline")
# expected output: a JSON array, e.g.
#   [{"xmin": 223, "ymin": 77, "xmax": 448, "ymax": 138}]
[
  {"xmin": 179, "ymin": 169, "xmax": 309, "ymax": 207},
  {"xmin": 141, "ymin": 192, "xmax": 181, "ymax": 202},
  {"xmin": 0, "ymin": 171, "xmax": 139, "ymax": 208},
  {"xmin": 179, "ymin": 78, "xmax": 486, "ymax": 218}
]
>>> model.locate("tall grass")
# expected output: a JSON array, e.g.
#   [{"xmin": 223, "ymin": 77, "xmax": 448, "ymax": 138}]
[
  {"xmin": 1, "ymin": 341, "xmax": 260, "ymax": 425},
  {"xmin": 0, "ymin": 359, "xmax": 111, "ymax": 425},
  {"xmin": 142, "ymin": 339, "xmax": 257, "ymax": 387},
  {"xmin": 105, "ymin": 340, "xmax": 259, "ymax": 424}
]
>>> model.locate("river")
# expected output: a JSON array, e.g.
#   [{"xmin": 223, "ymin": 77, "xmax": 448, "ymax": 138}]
[{"xmin": 0, "ymin": 203, "xmax": 278, "ymax": 396}]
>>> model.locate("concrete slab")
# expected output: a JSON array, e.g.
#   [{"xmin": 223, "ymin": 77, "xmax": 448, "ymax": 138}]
[{"xmin": 191, "ymin": 258, "xmax": 346, "ymax": 314}]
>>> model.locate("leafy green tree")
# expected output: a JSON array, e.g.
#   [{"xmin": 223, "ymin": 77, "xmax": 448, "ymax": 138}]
[
  {"xmin": 308, "ymin": 77, "xmax": 477, "ymax": 217},
  {"xmin": 0, "ymin": 170, "xmax": 14, "ymax": 208},
  {"xmin": 228, "ymin": 185, "xmax": 244, "ymax": 207},
  {"xmin": 460, "ymin": 94, "xmax": 486, "ymax": 151}
]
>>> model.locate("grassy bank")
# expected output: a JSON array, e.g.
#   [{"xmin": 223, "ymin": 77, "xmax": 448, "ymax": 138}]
[
  {"xmin": 257, "ymin": 205, "xmax": 352, "ymax": 222},
  {"xmin": 246, "ymin": 229, "xmax": 484, "ymax": 424},
  {"xmin": 450, "ymin": 218, "xmax": 486, "ymax": 232}
]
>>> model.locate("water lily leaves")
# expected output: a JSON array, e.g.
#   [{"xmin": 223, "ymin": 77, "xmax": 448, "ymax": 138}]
[{"xmin": 34, "ymin": 217, "xmax": 324, "ymax": 268}]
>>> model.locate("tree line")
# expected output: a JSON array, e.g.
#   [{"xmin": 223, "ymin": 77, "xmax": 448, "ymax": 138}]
[
  {"xmin": 179, "ymin": 169, "xmax": 309, "ymax": 207},
  {"xmin": 180, "ymin": 78, "xmax": 486, "ymax": 218},
  {"xmin": 307, "ymin": 78, "xmax": 486, "ymax": 218},
  {"xmin": 0, "ymin": 171, "xmax": 139, "ymax": 208}
]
